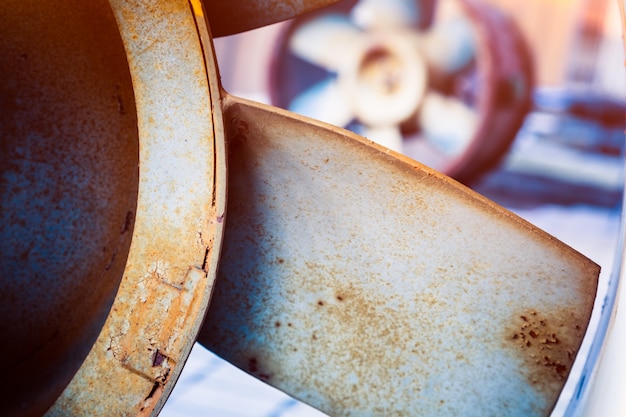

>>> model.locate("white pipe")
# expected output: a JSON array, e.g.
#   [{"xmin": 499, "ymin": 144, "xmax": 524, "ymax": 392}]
[{"xmin": 567, "ymin": 4, "xmax": 626, "ymax": 415}]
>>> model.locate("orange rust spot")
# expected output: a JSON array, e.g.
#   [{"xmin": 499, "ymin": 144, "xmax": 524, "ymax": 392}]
[{"xmin": 505, "ymin": 309, "xmax": 587, "ymax": 393}]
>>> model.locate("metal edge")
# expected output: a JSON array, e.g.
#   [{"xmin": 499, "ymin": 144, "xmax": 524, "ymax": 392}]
[
  {"xmin": 564, "ymin": 162, "xmax": 625, "ymax": 416},
  {"xmin": 206, "ymin": 0, "xmax": 342, "ymax": 37},
  {"xmin": 44, "ymin": 1, "xmax": 226, "ymax": 415},
  {"xmin": 562, "ymin": 4, "xmax": 626, "ymax": 414}
]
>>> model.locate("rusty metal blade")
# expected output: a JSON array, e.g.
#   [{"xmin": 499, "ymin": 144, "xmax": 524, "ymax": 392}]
[
  {"xmin": 199, "ymin": 94, "xmax": 599, "ymax": 417},
  {"xmin": 203, "ymin": 0, "xmax": 341, "ymax": 37}
]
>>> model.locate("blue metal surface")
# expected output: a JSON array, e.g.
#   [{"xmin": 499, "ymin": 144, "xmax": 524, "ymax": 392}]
[{"xmin": 198, "ymin": 95, "xmax": 599, "ymax": 417}]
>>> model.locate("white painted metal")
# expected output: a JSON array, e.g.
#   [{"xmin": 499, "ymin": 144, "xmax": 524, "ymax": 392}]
[
  {"xmin": 563, "ymin": 3, "xmax": 626, "ymax": 415},
  {"xmin": 45, "ymin": 1, "xmax": 226, "ymax": 416},
  {"xmin": 199, "ymin": 94, "xmax": 599, "ymax": 417},
  {"xmin": 575, "ymin": 202, "xmax": 626, "ymax": 416}
]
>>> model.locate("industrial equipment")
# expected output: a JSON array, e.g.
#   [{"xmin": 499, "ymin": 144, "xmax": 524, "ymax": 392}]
[{"xmin": 1, "ymin": 1, "xmax": 622, "ymax": 416}]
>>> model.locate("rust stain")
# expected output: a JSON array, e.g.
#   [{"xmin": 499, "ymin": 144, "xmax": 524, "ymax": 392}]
[
  {"xmin": 44, "ymin": 0, "xmax": 226, "ymax": 416},
  {"xmin": 200, "ymin": 96, "xmax": 600, "ymax": 417},
  {"xmin": 505, "ymin": 308, "xmax": 588, "ymax": 394},
  {"xmin": 136, "ymin": 382, "xmax": 165, "ymax": 417},
  {"xmin": 246, "ymin": 355, "xmax": 273, "ymax": 381}
]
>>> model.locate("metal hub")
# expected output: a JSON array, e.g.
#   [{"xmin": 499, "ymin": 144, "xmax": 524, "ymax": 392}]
[{"xmin": 342, "ymin": 31, "xmax": 427, "ymax": 127}]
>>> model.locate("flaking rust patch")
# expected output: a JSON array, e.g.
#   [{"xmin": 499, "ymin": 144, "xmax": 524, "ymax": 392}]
[{"xmin": 505, "ymin": 309, "xmax": 586, "ymax": 395}]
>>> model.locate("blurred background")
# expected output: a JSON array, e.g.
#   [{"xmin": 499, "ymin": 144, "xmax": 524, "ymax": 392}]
[{"xmin": 163, "ymin": 0, "xmax": 625, "ymax": 415}]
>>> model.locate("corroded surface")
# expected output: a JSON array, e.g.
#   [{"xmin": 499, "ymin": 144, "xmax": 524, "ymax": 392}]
[
  {"xmin": 505, "ymin": 309, "xmax": 588, "ymax": 395},
  {"xmin": 205, "ymin": 0, "xmax": 340, "ymax": 36},
  {"xmin": 45, "ymin": 1, "xmax": 226, "ymax": 416},
  {"xmin": 0, "ymin": 1, "xmax": 138, "ymax": 415},
  {"xmin": 200, "ymin": 95, "xmax": 599, "ymax": 416}
]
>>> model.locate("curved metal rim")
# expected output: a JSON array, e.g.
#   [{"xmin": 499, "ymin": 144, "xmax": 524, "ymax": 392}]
[{"xmin": 45, "ymin": 1, "xmax": 226, "ymax": 416}]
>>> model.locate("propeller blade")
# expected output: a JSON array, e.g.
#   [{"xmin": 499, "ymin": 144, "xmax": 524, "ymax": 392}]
[
  {"xmin": 418, "ymin": 91, "xmax": 479, "ymax": 156},
  {"xmin": 289, "ymin": 77, "xmax": 354, "ymax": 127},
  {"xmin": 419, "ymin": 16, "xmax": 476, "ymax": 75},
  {"xmin": 289, "ymin": 14, "xmax": 363, "ymax": 70},
  {"xmin": 359, "ymin": 124, "xmax": 404, "ymax": 152},
  {"xmin": 206, "ymin": 0, "xmax": 342, "ymax": 37},
  {"xmin": 351, "ymin": 0, "xmax": 420, "ymax": 30},
  {"xmin": 199, "ymin": 94, "xmax": 598, "ymax": 417}
]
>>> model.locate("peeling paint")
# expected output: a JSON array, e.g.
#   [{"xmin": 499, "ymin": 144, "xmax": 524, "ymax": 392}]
[{"xmin": 45, "ymin": 1, "xmax": 226, "ymax": 416}]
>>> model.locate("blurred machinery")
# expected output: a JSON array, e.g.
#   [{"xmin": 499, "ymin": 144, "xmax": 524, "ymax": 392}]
[
  {"xmin": 214, "ymin": 0, "xmax": 625, "ymax": 184},
  {"xmin": 218, "ymin": 0, "xmax": 535, "ymax": 184},
  {"xmin": 269, "ymin": 0, "xmax": 535, "ymax": 184}
]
